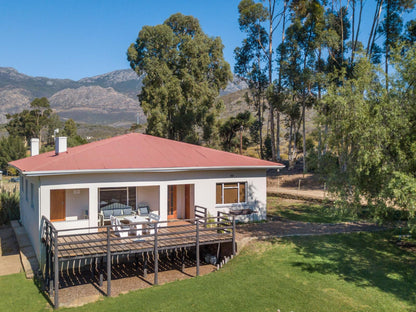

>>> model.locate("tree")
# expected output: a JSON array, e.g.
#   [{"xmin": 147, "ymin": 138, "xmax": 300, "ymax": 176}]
[
  {"xmin": 235, "ymin": 0, "xmax": 268, "ymax": 158},
  {"xmin": 319, "ymin": 48, "xmax": 416, "ymax": 228},
  {"xmin": 6, "ymin": 97, "xmax": 52, "ymax": 145},
  {"xmin": 219, "ymin": 111, "xmax": 254, "ymax": 152},
  {"xmin": 62, "ymin": 119, "xmax": 87, "ymax": 147},
  {"xmin": 0, "ymin": 136, "xmax": 26, "ymax": 171},
  {"xmin": 235, "ymin": 0, "xmax": 283, "ymax": 161},
  {"xmin": 127, "ymin": 13, "xmax": 232, "ymax": 143},
  {"xmin": 378, "ymin": 0, "xmax": 415, "ymax": 88}
]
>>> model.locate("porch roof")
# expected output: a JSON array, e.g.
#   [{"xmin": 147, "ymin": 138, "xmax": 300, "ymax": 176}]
[{"xmin": 10, "ymin": 133, "xmax": 284, "ymax": 176}]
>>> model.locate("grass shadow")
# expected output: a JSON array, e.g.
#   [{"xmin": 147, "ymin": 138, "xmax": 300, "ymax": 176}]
[{"xmin": 284, "ymin": 231, "xmax": 416, "ymax": 305}]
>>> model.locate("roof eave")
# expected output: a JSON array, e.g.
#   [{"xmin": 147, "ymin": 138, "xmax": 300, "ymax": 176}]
[{"xmin": 20, "ymin": 165, "xmax": 285, "ymax": 177}]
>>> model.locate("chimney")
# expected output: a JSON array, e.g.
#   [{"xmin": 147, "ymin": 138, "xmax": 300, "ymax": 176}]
[
  {"xmin": 30, "ymin": 138, "xmax": 39, "ymax": 156},
  {"xmin": 55, "ymin": 137, "xmax": 67, "ymax": 155}
]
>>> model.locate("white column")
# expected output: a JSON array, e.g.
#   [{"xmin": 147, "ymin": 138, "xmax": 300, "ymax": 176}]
[
  {"xmin": 89, "ymin": 186, "xmax": 98, "ymax": 228},
  {"xmin": 159, "ymin": 183, "xmax": 168, "ymax": 221}
]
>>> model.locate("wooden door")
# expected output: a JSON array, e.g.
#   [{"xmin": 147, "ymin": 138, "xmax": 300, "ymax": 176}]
[
  {"xmin": 167, "ymin": 185, "xmax": 177, "ymax": 219},
  {"xmin": 50, "ymin": 190, "xmax": 66, "ymax": 221},
  {"xmin": 185, "ymin": 184, "xmax": 191, "ymax": 219}
]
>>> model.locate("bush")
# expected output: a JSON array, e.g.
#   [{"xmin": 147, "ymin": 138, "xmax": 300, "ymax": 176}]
[{"xmin": 0, "ymin": 191, "xmax": 20, "ymax": 225}]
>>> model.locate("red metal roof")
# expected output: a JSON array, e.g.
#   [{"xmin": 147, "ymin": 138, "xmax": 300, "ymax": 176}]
[{"xmin": 10, "ymin": 133, "xmax": 284, "ymax": 175}]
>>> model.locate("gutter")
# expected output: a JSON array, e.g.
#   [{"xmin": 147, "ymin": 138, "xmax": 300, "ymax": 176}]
[{"xmin": 15, "ymin": 165, "xmax": 285, "ymax": 177}]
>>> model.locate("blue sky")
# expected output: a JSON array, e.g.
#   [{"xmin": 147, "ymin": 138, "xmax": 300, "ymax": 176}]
[
  {"xmin": 0, "ymin": 0, "xmax": 244, "ymax": 80},
  {"xmin": 0, "ymin": 1, "xmax": 412, "ymax": 81}
]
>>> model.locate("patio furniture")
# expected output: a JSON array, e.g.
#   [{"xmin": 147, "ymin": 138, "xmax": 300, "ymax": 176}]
[
  {"xmin": 147, "ymin": 212, "xmax": 160, "ymax": 235},
  {"xmin": 123, "ymin": 215, "xmax": 148, "ymax": 236},
  {"xmin": 110, "ymin": 215, "xmax": 130, "ymax": 237},
  {"xmin": 137, "ymin": 205, "xmax": 150, "ymax": 216},
  {"xmin": 99, "ymin": 203, "xmax": 135, "ymax": 225}
]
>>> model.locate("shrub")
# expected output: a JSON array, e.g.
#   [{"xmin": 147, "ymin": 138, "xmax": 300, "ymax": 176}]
[{"xmin": 0, "ymin": 191, "xmax": 20, "ymax": 225}]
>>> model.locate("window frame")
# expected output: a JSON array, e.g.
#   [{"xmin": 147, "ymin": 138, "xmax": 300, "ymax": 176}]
[
  {"xmin": 98, "ymin": 187, "xmax": 136, "ymax": 210},
  {"xmin": 215, "ymin": 182, "xmax": 247, "ymax": 205},
  {"xmin": 30, "ymin": 183, "xmax": 34, "ymax": 209}
]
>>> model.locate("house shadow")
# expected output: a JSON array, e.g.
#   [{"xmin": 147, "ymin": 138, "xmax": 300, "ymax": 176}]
[
  {"xmin": 279, "ymin": 232, "xmax": 416, "ymax": 306},
  {"xmin": 0, "ymin": 226, "xmax": 19, "ymax": 256},
  {"xmin": 57, "ymin": 248, "xmax": 206, "ymax": 291}
]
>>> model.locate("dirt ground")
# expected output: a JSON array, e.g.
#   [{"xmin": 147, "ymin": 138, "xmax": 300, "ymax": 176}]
[{"xmin": 267, "ymin": 172, "xmax": 331, "ymax": 201}]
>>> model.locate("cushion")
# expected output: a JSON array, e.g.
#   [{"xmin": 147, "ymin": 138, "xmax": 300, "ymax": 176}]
[
  {"xmin": 103, "ymin": 210, "xmax": 113, "ymax": 218},
  {"xmin": 138, "ymin": 206, "xmax": 150, "ymax": 216},
  {"xmin": 123, "ymin": 208, "xmax": 132, "ymax": 216},
  {"xmin": 113, "ymin": 209, "xmax": 123, "ymax": 216}
]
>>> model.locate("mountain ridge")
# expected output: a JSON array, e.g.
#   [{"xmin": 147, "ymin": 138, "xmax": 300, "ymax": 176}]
[{"xmin": 0, "ymin": 67, "xmax": 248, "ymax": 126}]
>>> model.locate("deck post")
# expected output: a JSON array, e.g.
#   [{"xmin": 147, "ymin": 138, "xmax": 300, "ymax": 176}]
[
  {"xmin": 143, "ymin": 252, "xmax": 148, "ymax": 277},
  {"xmin": 196, "ymin": 221, "xmax": 200, "ymax": 276},
  {"xmin": 154, "ymin": 225, "xmax": 158, "ymax": 285},
  {"xmin": 106, "ymin": 227, "xmax": 111, "ymax": 297},
  {"xmin": 181, "ymin": 248, "xmax": 185, "ymax": 272},
  {"xmin": 232, "ymin": 216, "xmax": 236, "ymax": 256},
  {"xmin": 53, "ymin": 231, "xmax": 59, "ymax": 309},
  {"xmin": 99, "ymin": 257, "xmax": 103, "ymax": 287}
]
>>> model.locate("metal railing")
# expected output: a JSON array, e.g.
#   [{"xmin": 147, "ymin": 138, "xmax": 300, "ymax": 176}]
[{"xmin": 40, "ymin": 213, "xmax": 235, "ymax": 309}]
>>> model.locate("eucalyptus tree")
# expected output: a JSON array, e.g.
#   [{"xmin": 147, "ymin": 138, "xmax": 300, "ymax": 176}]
[
  {"xmin": 235, "ymin": 0, "xmax": 269, "ymax": 158},
  {"xmin": 281, "ymin": 0, "xmax": 325, "ymax": 172},
  {"xmin": 235, "ymin": 0, "xmax": 286, "ymax": 161},
  {"xmin": 378, "ymin": 0, "xmax": 415, "ymax": 88},
  {"xmin": 127, "ymin": 13, "xmax": 232, "ymax": 143}
]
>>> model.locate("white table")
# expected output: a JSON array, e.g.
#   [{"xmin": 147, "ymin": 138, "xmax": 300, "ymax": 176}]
[{"xmin": 123, "ymin": 216, "xmax": 149, "ymax": 236}]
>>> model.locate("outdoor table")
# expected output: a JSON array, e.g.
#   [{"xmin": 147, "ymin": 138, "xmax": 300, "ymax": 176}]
[{"xmin": 123, "ymin": 215, "xmax": 149, "ymax": 236}]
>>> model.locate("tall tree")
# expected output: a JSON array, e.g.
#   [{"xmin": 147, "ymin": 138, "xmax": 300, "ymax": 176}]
[
  {"xmin": 282, "ymin": 0, "xmax": 324, "ymax": 172},
  {"xmin": 6, "ymin": 97, "xmax": 52, "ymax": 146},
  {"xmin": 235, "ymin": 0, "xmax": 269, "ymax": 158},
  {"xmin": 378, "ymin": 0, "xmax": 415, "ymax": 88},
  {"xmin": 127, "ymin": 13, "xmax": 232, "ymax": 143},
  {"xmin": 235, "ymin": 0, "xmax": 284, "ymax": 161}
]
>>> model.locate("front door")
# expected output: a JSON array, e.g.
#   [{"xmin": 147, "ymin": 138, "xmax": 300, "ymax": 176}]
[
  {"xmin": 167, "ymin": 185, "xmax": 177, "ymax": 219},
  {"xmin": 50, "ymin": 189, "xmax": 66, "ymax": 221}
]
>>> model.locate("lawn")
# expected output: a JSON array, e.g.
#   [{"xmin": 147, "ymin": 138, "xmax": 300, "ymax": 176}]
[
  {"xmin": 267, "ymin": 196, "xmax": 368, "ymax": 223},
  {"xmin": 1, "ymin": 232, "xmax": 414, "ymax": 311}
]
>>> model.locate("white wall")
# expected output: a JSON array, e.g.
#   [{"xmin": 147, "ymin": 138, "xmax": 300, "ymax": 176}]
[
  {"xmin": 65, "ymin": 188, "xmax": 89, "ymax": 220},
  {"xmin": 137, "ymin": 186, "xmax": 160, "ymax": 214},
  {"xmin": 20, "ymin": 175, "xmax": 41, "ymax": 262},
  {"xmin": 27, "ymin": 168, "xmax": 268, "ymax": 261}
]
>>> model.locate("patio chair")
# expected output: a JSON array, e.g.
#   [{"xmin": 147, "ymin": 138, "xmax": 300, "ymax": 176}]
[
  {"xmin": 110, "ymin": 215, "xmax": 130, "ymax": 237},
  {"xmin": 147, "ymin": 212, "xmax": 160, "ymax": 235}
]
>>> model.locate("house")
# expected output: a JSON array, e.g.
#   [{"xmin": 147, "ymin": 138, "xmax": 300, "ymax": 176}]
[{"xmin": 9, "ymin": 133, "xmax": 284, "ymax": 262}]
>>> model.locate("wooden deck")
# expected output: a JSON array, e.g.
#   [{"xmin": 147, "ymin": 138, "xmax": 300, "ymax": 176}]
[
  {"xmin": 56, "ymin": 222, "xmax": 233, "ymax": 261},
  {"xmin": 41, "ymin": 213, "xmax": 236, "ymax": 308}
]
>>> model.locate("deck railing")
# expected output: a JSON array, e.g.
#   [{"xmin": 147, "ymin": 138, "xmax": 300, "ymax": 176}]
[{"xmin": 40, "ymin": 213, "xmax": 235, "ymax": 309}]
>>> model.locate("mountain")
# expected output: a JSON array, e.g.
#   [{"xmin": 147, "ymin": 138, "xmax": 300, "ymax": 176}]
[{"xmin": 0, "ymin": 67, "xmax": 247, "ymax": 126}]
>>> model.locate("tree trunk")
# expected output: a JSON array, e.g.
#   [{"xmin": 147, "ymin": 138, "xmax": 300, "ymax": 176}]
[
  {"xmin": 268, "ymin": 0, "xmax": 276, "ymax": 161},
  {"xmin": 302, "ymin": 102, "xmax": 306, "ymax": 173},
  {"xmin": 259, "ymin": 99, "xmax": 264, "ymax": 158}
]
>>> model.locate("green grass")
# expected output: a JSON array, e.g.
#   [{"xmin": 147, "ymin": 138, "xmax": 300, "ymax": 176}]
[
  {"xmin": 0, "ymin": 273, "xmax": 51, "ymax": 311},
  {"xmin": 267, "ymin": 197, "xmax": 368, "ymax": 223},
  {"xmin": 2, "ymin": 232, "xmax": 415, "ymax": 311}
]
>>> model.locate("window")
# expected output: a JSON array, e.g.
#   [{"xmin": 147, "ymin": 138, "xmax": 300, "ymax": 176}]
[
  {"xmin": 216, "ymin": 182, "xmax": 246, "ymax": 205},
  {"xmin": 99, "ymin": 187, "xmax": 136, "ymax": 209},
  {"xmin": 25, "ymin": 179, "xmax": 28, "ymax": 201},
  {"xmin": 30, "ymin": 183, "xmax": 34, "ymax": 208}
]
